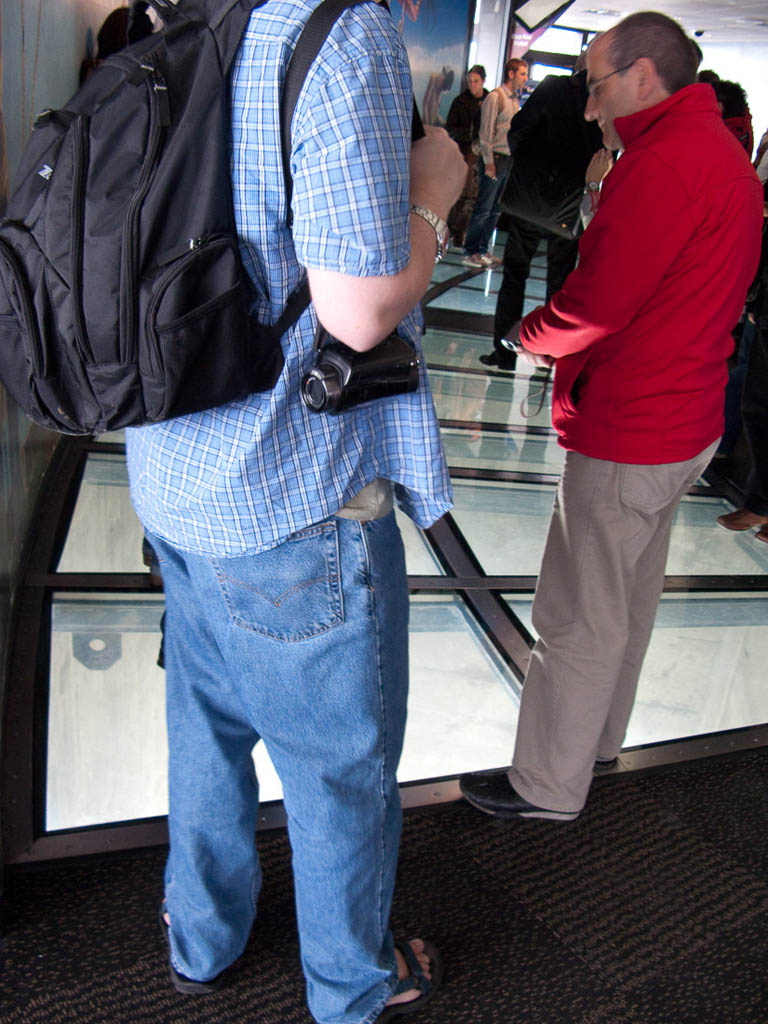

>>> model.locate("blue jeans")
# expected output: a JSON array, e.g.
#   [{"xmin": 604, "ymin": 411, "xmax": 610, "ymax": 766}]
[
  {"xmin": 463, "ymin": 154, "xmax": 511, "ymax": 256},
  {"xmin": 148, "ymin": 511, "xmax": 409, "ymax": 1024}
]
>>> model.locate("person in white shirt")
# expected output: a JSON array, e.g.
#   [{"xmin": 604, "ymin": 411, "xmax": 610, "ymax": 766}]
[{"xmin": 462, "ymin": 58, "xmax": 528, "ymax": 267}]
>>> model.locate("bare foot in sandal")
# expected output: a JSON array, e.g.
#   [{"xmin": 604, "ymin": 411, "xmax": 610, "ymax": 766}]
[
  {"xmin": 380, "ymin": 939, "xmax": 443, "ymax": 1021},
  {"xmin": 386, "ymin": 940, "xmax": 432, "ymax": 1007}
]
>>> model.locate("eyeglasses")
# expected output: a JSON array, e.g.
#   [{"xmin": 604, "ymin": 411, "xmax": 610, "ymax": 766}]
[{"xmin": 587, "ymin": 61, "xmax": 635, "ymax": 98}]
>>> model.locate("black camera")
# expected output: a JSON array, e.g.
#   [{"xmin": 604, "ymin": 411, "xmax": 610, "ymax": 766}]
[{"xmin": 301, "ymin": 325, "xmax": 421, "ymax": 415}]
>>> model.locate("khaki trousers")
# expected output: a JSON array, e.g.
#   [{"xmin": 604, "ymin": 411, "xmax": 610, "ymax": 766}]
[{"xmin": 510, "ymin": 441, "xmax": 719, "ymax": 813}]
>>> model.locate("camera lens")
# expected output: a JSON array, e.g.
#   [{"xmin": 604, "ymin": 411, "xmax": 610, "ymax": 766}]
[
  {"xmin": 301, "ymin": 365, "xmax": 344, "ymax": 413},
  {"xmin": 303, "ymin": 374, "xmax": 329, "ymax": 412}
]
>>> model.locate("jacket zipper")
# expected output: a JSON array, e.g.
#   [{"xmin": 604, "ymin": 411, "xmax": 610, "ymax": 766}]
[{"xmin": 121, "ymin": 64, "xmax": 170, "ymax": 363}]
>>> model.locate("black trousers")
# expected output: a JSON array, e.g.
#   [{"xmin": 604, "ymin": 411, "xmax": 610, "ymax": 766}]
[
  {"xmin": 742, "ymin": 323, "xmax": 768, "ymax": 515},
  {"xmin": 493, "ymin": 216, "xmax": 579, "ymax": 366}
]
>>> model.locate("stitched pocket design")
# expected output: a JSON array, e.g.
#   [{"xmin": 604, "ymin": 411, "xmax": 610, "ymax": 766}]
[{"xmin": 212, "ymin": 522, "xmax": 344, "ymax": 642}]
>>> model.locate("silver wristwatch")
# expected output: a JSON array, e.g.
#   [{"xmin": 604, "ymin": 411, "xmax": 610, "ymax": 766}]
[
  {"xmin": 410, "ymin": 203, "xmax": 449, "ymax": 263},
  {"xmin": 585, "ymin": 181, "xmax": 601, "ymax": 192},
  {"xmin": 501, "ymin": 335, "xmax": 524, "ymax": 355}
]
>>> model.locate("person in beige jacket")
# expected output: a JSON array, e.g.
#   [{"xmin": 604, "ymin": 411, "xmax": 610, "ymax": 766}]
[{"xmin": 462, "ymin": 58, "xmax": 528, "ymax": 267}]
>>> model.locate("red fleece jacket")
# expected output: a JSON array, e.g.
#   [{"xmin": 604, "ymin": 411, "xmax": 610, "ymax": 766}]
[{"xmin": 520, "ymin": 84, "xmax": 763, "ymax": 464}]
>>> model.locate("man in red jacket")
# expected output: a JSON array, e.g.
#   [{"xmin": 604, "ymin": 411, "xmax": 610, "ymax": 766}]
[{"xmin": 461, "ymin": 11, "xmax": 763, "ymax": 821}]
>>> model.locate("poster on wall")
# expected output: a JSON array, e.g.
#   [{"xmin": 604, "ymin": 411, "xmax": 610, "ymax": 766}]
[{"xmin": 391, "ymin": 1, "xmax": 473, "ymax": 126}]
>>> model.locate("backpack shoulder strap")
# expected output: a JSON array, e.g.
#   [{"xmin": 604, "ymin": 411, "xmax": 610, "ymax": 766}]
[
  {"xmin": 280, "ymin": 0, "xmax": 369, "ymax": 223},
  {"xmin": 146, "ymin": 0, "xmax": 268, "ymax": 74}
]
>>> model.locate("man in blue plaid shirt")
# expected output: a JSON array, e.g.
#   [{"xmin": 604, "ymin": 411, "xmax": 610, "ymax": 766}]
[{"xmin": 126, "ymin": 2, "xmax": 465, "ymax": 1021}]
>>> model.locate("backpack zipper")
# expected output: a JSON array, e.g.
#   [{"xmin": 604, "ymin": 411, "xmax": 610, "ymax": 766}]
[
  {"xmin": 71, "ymin": 115, "xmax": 92, "ymax": 364},
  {"xmin": 145, "ymin": 235, "xmax": 231, "ymax": 380},
  {"xmin": 121, "ymin": 64, "xmax": 170, "ymax": 363}
]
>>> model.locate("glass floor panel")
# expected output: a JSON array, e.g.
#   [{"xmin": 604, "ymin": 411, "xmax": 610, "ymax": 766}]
[
  {"xmin": 57, "ymin": 453, "xmax": 146, "ymax": 574},
  {"xmin": 57, "ymin": 451, "xmax": 444, "ymax": 576},
  {"xmin": 46, "ymin": 592, "xmax": 519, "ymax": 830},
  {"xmin": 430, "ymin": 262, "xmax": 474, "ymax": 284},
  {"xmin": 450, "ymin": 480, "xmax": 553, "ymax": 575},
  {"xmin": 428, "ymin": 287, "xmax": 542, "ymax": 319},
  {"xmin": 441, "ymin": 431, "xmax": 713, "ymax": 484},
  {"xmin": 427, "ymin": 282, "xmax": 500, "ymax": 316},
  {"xmin": 47, "ymin": 593, "xmax": 168, "ymax": 830},
  {"xmin": 451, "ymin": 480, "xmax": 768, "ymax": 577},
  {"xmin": 423, "ymin": 327, "xmax": 540, "ymax": 368},
  {"xmin": 93, "ymin": 430, "xmax": 126, "ymax": 443},
  {"xmin": 505, "ymin": 592, "xmax": 768, "ymax": 747},
  {"xmin": 423, "ymin": 328, "xmax": 494, "ymax": 369},
  {"xmin": 442, "ymin": 427, "xmax": 565, "ymax": 475},
  {"xmin": 430, "ymin": 370, "xmax": 552, "ymax": 428}
]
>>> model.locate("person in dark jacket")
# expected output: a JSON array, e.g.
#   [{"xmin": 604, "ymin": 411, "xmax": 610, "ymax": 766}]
[
  {"xmin": 712, "ymin": 78, "xmax": 754, "ymax": 156},
  {"xmin": 717, "ymin": 190, "xmax": 768, "ymax": 541},
  {"xmin": 445, "ymin": 65, "xmax": 488, "ymax": 247},
  {"xmin": 79, "ymin": 2, "xmax": 154, "ymax": 84},
  {"xmin": 480, "ymin": 66, "xmax": 604, "ymax": 368}
]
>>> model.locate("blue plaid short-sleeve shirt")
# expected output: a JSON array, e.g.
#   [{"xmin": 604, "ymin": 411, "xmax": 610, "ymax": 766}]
[{"xmin": 126, "ymin": 0, "xmax": 452, "ymax": 556}]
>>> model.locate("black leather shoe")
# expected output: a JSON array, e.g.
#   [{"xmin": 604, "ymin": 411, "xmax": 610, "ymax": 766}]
[
  {"xmin": 479, "ymin": 350, "xmax": 516, "ymax": 370},
  {"xmin": 594, "ymin": 756, "xmax": 618, "ymax": 770},
  {"xmin": 459, "ymin": 770, "xmax": 580, "ymax": 821}
]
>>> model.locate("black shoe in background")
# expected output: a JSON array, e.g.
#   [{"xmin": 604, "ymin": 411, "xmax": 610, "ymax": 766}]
[{"xmin": 479, "ymin": 350, "xmax": 516, "ymax": 370}]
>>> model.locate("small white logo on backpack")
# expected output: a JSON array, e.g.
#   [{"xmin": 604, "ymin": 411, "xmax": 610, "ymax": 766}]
[{"xmin": 38, "ymin": 164, "xmax": 53, "ymax": 180}]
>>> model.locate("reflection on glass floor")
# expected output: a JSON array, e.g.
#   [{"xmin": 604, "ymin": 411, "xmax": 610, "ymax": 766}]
[
  {"xmin": 441, "ymin": 427, "xmax": 564, "ymax": 476},
  {"xmin": 38, "ymin": 229, "xmax": 768, "ymax": 837},
  {"xmin": 430, "ymin": 368, "xmax": 552, "ymax": 429}
]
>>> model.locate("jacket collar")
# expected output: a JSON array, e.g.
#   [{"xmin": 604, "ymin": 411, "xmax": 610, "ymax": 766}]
[{"xmin": 614, "ymin": 83, "xmax": 720, "ymax": 148}]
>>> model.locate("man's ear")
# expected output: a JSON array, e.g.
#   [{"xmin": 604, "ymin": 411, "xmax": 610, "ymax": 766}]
[{"xmin": 634, "ymin": 56, "xmax": 667, "ymax": 103}]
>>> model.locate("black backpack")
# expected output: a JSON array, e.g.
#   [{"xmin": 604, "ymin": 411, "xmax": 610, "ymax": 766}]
[{"xmin": 0, "ymin": 0, "xmax": 361, "ymax": 434}]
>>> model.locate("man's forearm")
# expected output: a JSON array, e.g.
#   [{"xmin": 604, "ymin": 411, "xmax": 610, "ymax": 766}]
[{"xmin": 307, "ymin": 211, "xmax": 442, "ymax": 350}]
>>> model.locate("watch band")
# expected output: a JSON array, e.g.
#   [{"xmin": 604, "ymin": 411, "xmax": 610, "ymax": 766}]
[
  {"xmin": 585, "ymin": 181, "xmax": 601, "ymax": 192},
  {"xmin": 409, "ymin": 203, "xmax": 449, "ymax": 263}
]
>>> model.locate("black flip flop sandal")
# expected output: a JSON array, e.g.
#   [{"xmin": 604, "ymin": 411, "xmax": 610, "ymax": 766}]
[
  {"xmin": 377, "ymin": 939, "xmax": 443, "ymax": 1022},
  {"xmin": 158, "ymin": 901, "xmax": 224, "ymax": 995}
]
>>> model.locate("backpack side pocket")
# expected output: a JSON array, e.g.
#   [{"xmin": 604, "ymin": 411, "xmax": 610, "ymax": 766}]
[{"xmin": 143, "ymin": 236, "xmax": 282, "ymax": 422}]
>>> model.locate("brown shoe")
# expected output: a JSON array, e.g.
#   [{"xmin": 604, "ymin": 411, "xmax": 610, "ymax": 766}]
[
  {"xmin": 716, "ymin": 508, "xmax": 768, "ymax": 531},
  {"xmin": 756, "ymin": 525, "xmax": 768, "ymax": 544}
]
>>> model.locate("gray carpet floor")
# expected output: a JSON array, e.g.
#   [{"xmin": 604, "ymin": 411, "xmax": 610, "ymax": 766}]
[{"xmin": 3, "ymin": 750, "xmax": 768, "ymax": 1023}]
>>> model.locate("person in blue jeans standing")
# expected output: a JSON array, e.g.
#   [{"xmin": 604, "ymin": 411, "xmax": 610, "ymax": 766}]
[
  {"xmin": 125, "ymin": 3, "xmax": 465, "ymax": 1023},
  {"xmin": 462, "ymin": 58, "xmax": 528, "ymax": 268}
]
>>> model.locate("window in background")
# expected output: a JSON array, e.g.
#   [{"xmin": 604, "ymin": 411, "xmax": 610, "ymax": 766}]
[
  {"xmin": 529, "ymin": 63, "xmax": 571, "ymax": 80},
  {"xmin": 533, "ymin": 25, "xmax": 584, "ymax": 55}
]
